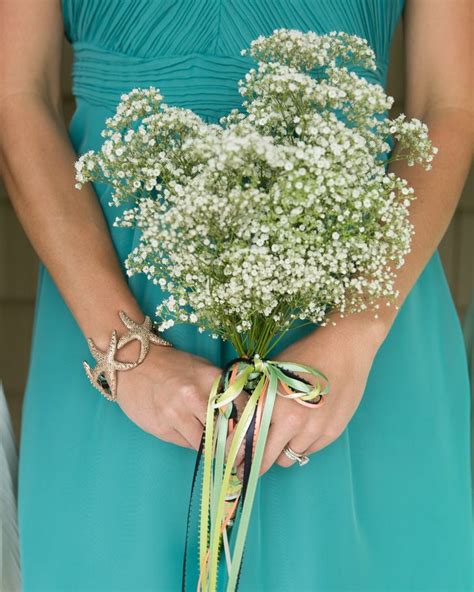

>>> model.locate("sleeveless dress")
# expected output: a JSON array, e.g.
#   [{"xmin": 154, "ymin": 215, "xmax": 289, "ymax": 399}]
[{"xmin": 18, "ymin": 1, "xmax": 474, "ymax": 590}]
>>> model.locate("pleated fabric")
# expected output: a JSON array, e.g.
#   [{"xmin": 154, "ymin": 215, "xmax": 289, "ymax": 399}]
[{"xmin": 18, "ymin": 1, "xmax": 473, "ymax": 590}]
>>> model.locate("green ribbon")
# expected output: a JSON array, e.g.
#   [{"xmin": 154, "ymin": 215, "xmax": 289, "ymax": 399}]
[{"xmin": 198, "ymin": 356, "xmax": 329, "ymax": 592}]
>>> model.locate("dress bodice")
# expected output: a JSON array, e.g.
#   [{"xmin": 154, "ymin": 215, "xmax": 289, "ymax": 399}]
[{"xmin": 61, "ymin": 0, "xmax": 405, "ymax": 120}]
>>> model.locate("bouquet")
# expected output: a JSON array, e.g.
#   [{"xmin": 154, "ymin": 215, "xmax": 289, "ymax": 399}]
[{"xmin": 75, "ymin": 29, "xmax": 437, "ymax": 591}]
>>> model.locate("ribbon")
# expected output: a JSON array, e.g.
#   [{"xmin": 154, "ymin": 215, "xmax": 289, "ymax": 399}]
[{"xmin": 182, "ymin": 355, "xmax": 329, "ymax": 592}]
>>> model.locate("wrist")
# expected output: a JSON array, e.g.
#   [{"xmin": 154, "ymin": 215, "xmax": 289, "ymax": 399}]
[
  {"xmin": 82, "ymin": 309, "xmax": 173, "ymax": 401},
  {"xmin": 80, "ymin": 299, "xmax": 145, "ymax": 351},
  {"xmin": 82, "ymin": 306, "xmax": 144, "ymax": 370},
  {"xmin": 326, "ymin": 304, "xmax": 397, "ymax": 352}
]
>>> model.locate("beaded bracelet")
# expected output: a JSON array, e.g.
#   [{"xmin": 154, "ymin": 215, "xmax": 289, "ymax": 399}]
[{"xmin": 83, "ymin": 310, "xmax": 173, "ymax": 401}]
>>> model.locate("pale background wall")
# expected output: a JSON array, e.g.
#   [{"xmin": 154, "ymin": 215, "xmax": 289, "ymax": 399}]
[{"xmin": 1, "ymin": 24, "xmax": 473, "ymax": 443}]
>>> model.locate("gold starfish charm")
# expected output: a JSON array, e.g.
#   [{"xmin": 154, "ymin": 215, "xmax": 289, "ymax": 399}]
[
  {"xmin": 116, "ymin": 311, "xmax": 172, "ymax": 363},
  {"xmin": 83, "ymin": 311, "xmax": 173, "ymax": 402},
  {"xmin": 83, "ymin": 330, "xmax": 139, "ymax": 401}
]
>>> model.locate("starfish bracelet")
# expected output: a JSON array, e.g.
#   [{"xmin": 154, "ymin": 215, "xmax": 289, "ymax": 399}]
[{"xmin": 83, "ymin": 310, "xmax": 173, "ymax": 401}]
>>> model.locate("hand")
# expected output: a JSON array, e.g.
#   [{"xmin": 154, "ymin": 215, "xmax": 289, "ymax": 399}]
[
  {"xmin": 116, "ymin": 343, "xmax": 221, "ymax": 450},
  {"xmin": 231, "ymin": 312, "xmax": 391, "ymax": 479}
]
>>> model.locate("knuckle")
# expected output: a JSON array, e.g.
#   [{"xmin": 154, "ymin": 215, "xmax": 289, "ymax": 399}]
[
  {"xmin": 324, "ymin": 424, "xmax": 346, "ymax": 442},
  {"xmin": 306, "ymin": 443, "xmax": 319, "ymax": 455},
  {"xmin": 180, "ymin": 382, "xmax": 202, "ymax": 404},
  {"xmin": 286, "ymin": 411, "xmax": 302, "ymax": 428}
]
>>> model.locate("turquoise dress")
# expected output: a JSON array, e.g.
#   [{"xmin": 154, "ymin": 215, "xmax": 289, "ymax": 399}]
[
  {"xmin": 464, "ymin": 295, "xmax": 474, "ymax": 500},
  {"xmin": 18, "ymin": 1, "xmax": 474, "ymax": 590}
]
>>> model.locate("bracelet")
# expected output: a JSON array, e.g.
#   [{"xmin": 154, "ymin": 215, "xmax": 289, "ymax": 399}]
[{"xmin": 83, "ymin": 310, "xmax": 173, "ymax": 402}]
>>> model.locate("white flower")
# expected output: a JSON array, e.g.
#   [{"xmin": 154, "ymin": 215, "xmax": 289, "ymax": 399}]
[{"xmin": 75, "ymin": 28, "xmax": 435, "ymax": 355}]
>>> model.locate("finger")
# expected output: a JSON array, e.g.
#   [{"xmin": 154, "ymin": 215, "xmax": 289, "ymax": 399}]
[
  {"xmin": 275, "ymin": 433, "xmax": 314, "ymax": 468},
  {"xmin": 304, "ymin": 434, "xmax": 335, "ymax": 455},
  {"xmin": 157, "ymin": 428, "xmax": 194, "ymax": 449},
  {"xmin": 177, "ymin": 415, "xmax": 205, "ymax": 451},
  {"xmin": 233, "ymin": 391, "xmax": 250, "ymax": 421},
  {"xmin": 183, "ymin": 381, "xmax": 219, "ymax": 428},
  {"xmin": 258, "ymin": 421, "xmax": 296, "ymax": 476},
  {"xmin": 173, "ymin": 429, "xmax": 195, "ymax": 449},
  {"xmin": 188, "ymin": 394, "xmax": 208, "ymax": 427}
]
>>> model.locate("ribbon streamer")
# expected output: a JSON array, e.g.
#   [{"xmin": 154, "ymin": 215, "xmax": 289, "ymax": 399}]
[{"xmin": 182, "ymin": 355, "xmax": 329, "ymax": 592}]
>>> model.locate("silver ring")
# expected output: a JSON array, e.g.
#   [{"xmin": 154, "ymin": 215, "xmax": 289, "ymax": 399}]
[{"xmin": 283, "ymin": 445, "xmax": 310, "ymax": 466}]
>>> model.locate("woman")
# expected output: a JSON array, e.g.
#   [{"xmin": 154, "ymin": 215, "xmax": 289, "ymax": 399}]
[{"xmin": 0, "ymin": 0, "xmax": 472, "ymax": 590}]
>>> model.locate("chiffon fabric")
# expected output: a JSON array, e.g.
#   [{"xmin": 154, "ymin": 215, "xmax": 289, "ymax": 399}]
[
  {"xmin": 464, "ymin": 295, "xmax": 474, "ymax": 506},
  {"xmin": 18, "ymin": 1, "xmax": 473, "ymax": 590}
]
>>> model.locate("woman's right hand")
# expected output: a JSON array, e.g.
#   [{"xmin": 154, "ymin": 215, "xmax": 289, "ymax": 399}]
[{"xmin": 115, "ymin": 343, "xmax": 222, "ymax": 450}]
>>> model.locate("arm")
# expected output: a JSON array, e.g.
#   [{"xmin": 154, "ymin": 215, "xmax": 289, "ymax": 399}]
[
  {"xmin": 377, "ymin": 0, "xmax": 473, "ymax": 327},
  {"xmin": 0, "ymin": 0, "xmax": 221, "ymax": 450},
  {"xmin": 254, "ymin": 0, "xmax": 473, "ymax": 477},
  {"xmin": 0, "ymin": 0, "xmax": 144, "ymax": 349},
  {"xmin": 314, "ymin": 0, "xmax": 473, "ymax": 342}
]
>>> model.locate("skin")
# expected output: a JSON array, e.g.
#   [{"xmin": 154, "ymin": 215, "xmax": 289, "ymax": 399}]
[
  {"xmin": 0, "ymin": 1, "xmax": 472, "ymax": 479},
  {"xmin": 249, "ymin": 0, "xmax": 474, "ymax": 477}
]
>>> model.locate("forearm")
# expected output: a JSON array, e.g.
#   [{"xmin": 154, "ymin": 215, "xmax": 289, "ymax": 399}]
[
  {"xmin": 0, "ymin": 92, "xmax": 144, "ymax": 349},
  {"xmin": 380, "ymin": 106, "xmax": 473, "ymax": 321},
  {"xmin": 314, "ymin": 106, "xmax": 472, "ymax": 349}
]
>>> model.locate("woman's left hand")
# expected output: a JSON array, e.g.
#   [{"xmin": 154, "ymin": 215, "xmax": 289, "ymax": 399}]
[{"xmin": 230, "ymin": 312, "xmax": 392, "ymax": 480}]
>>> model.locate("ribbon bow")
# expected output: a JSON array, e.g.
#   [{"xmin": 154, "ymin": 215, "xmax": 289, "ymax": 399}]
[{"xmin": 182, "ymin": 356, "xmax": 329, "ymax": 592}]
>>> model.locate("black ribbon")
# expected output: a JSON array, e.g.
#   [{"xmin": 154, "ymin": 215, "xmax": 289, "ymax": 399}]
[
  {"xmin": 181, "ymin": 357, "xmax": 256, "ymax": 591},
  {"xmin": 181, "ymin": 357, "xmax": 319, "ymax": 590}
]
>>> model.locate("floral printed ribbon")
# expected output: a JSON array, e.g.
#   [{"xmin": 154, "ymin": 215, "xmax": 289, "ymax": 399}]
[{"xmin": 182, "ymin": 355, "xmax": 329, "ymax": 592}]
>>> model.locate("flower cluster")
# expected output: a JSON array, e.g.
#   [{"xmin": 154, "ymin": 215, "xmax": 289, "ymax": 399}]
[
  {"xmin": 75, "ymin": 29, "xmax": 437, "ymax": 356},
  {"xmin": 241, "ymin": 29, "xmax": 377, "ymax": 72}
]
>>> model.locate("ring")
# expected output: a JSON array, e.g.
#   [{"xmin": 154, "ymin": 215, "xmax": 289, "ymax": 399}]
[{"xmin": 283, "ymin": 445, "xmax": 310, "ymax": 466}]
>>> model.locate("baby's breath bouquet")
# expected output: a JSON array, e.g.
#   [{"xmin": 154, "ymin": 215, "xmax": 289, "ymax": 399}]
[{"xmin": 76, "ymin": 29, "xmax": 436, "ymax": 592}]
